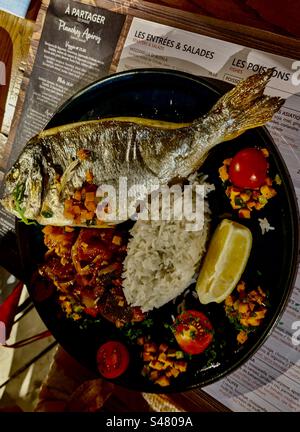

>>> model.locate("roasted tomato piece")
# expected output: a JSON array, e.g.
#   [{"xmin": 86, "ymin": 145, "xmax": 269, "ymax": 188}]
[
  {"xmin": 97, "ymin": 341, "xmax": 129, "ymax": 379},
  {"xmin": 173, "ymin": 310, "xmax": 213, "ymax": 355},
  {"xmin": 228, "ymin": 148, "xmax": 268, "ymax": 189}
]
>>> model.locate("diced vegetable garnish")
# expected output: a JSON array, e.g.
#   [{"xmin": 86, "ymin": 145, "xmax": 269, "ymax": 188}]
[
  {"xmin": 63, "ymin": 183, "xmax": 98, "ymax": 225},
  {"xmin": 141, "ymin": 340, "xmax": 187, "ymax": 386},
  {"xmin": 224, "ymin": 281, "xmax": 268, "ymax": 344}
]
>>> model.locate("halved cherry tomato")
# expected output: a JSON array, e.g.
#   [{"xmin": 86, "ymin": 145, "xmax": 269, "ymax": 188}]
[
  {"xmin": 97, "ymin": 341, "xmax": 129, "ymax": 379},
  {"xmin": 229, "ymin": 148, "xmax": 268, "ymax": 189},
  {"xmin": 173, "ymin": 310, "xmax": 213, "ymax": 355}
]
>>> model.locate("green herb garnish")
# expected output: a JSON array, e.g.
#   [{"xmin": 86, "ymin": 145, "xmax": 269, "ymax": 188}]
[{"xmin": 13, "ymin": 184, "xmax": 36, "ymax": 225}]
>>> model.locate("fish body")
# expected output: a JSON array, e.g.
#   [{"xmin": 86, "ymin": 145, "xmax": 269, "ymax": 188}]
[{"xmin": 1, "ymin": 70, "xmax": 284, "ymax": 226}]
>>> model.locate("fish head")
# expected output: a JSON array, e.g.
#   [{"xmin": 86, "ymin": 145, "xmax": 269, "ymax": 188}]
[{"xmin": 1, "ymin": 145, "xmax": 43, "ymax": 221}]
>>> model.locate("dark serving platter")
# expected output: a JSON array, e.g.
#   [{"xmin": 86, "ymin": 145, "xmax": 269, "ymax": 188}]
[{"xmin": 16, "ymin": 69, "xmax": 299, "ymax": 393}]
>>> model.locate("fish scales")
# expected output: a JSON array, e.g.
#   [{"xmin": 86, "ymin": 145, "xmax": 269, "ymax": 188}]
[{"xmin": 1, "ymin": 69, "xmax": 284, "ymax": 226}]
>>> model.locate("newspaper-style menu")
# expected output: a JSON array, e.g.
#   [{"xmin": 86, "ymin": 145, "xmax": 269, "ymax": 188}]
[
  {"xmin": 1, "ymin": 1, "xmax": 300, "ymax": 412},
  {"xmin": 118, "ymin": 18, "xmax": 300, "ymax": 412}
]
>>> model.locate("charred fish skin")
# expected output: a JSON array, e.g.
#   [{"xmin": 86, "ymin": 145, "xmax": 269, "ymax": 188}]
[{"xmin": 1, "ymin": 69, "xmax": 284, "ymax": 226}]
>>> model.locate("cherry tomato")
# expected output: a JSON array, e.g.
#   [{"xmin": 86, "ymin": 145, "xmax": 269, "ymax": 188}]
[
  {"xmin": 173, "ymin": 310, "xmax": 213, "ymax": 355},
  {"xmin": 97, "ymin": 341, "xmax": 129, "ymax": 379},
  {"xmin": 228, "ymin": 148, "xmax": 268, "ymax": 189}
]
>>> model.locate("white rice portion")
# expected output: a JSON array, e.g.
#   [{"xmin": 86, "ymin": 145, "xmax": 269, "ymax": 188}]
[{"xmin": 122, "ymin": 184, "xmax": 211, "ymax": 312}]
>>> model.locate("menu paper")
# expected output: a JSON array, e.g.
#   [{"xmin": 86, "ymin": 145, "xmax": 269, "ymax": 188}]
[{"xmin": 118, "ymin": 18, "xmax": 300, "ymax": 412}]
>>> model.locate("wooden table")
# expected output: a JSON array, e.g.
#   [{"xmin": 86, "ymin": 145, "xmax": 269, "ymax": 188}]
[{"xmin": 0, "ymin": 0, "xmax": 299, "ymax": 413}]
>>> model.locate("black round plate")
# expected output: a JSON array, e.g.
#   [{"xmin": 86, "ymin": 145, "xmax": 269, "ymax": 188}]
[{"xmin": 16, "ymin": 69, "xmax": 299, "ymax": 393}]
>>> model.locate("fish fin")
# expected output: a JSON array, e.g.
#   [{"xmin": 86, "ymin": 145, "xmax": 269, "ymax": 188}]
[{"xmin": 210, "ymin": 68, "xmax": 285, "ymax": 141}]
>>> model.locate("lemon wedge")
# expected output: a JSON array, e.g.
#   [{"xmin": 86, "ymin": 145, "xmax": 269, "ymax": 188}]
[{"xmin": 196, "ymin": 219, "xmax": 252, "ymax": 304}]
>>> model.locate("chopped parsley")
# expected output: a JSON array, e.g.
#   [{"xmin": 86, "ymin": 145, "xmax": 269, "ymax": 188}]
[{"xmin": 13, "ymin": 183, "xmax": 36, "ymax": 225}]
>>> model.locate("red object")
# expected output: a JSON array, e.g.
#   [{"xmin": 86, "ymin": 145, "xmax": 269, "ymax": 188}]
[
  {"xmin": 0, "ymin": 281, "xmax": 23, "ymax": 341},
  {"xmin": 229, "ymin": 148, "xmax": 268, "ymax": 189},
  {"xmin": 83, "ymin": 307, "xmax": 98, "ymax": 318},
  {"xmin": 173, "ymin": 310, "xmax": 213, "ymax": 355},
  {"xmin": 97, "ymin": 341, "xmax": 130, "ymax": 379}
]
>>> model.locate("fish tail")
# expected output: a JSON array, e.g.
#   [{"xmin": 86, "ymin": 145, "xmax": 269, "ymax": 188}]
[{"xmin": 209, "ymin": 68, "xmax": 285, "ymax": 142}]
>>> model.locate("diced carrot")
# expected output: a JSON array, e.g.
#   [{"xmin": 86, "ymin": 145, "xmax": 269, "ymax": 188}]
[
  {"xmin": 77, "ymin": 149, "xmax": 90, "ymax": 160},
  {"xmin": 86, "ymin": 170, "xmax": 94, "ymax": 183},
  {"xmin": 225, "ymin": 295, "xmax": 234, "ymax": 307},
  {"xmin": 158, "ymin": 343, "xmax": 168, "ymax": 353},
  {"xmin": 265, "ymin": 177, "xmax": 273, "ymax": 186},
  {"xmin": 174, "ymin": 361, "xmax": 187, "ymax": 372},
  {"xmin": 74, "ymin": 190, "xmax": 82, "ymax": 201},
  {"xmin": 145, "ymin": 343, "xmax": 157, "ymax": 353},
  {"xmin": 112, "ymin": 235, "xmax": 122, "ymax": 246},
  {"xmin": 143, "ymin": 352, "xmax": 155, "ymax": 362},
  {"xmin": 240, "ymin": 318, "xmax": 249, "ymax": 327},
  {"xmin": 85, "ymin": 191, "xmax": 96, "ymax": 202},
  {"xmin": 158, "ymin": 352, "xmax": 167, "ymax": 361},
  {"xmin": 86, "ymin": 211, "xmax": 94, "ymax": 220},
  {"xmin": 64, "ymin": 210, "xmax": 74, "ymax": 220},
  {"xmin": 85, "ymin": 201, "xmax": 96, "ymax": 212},
  {"xmin": 170, "ymin": 368, "xmax": 180, "ymax": 378},
  {"xmin": 149, "ymin": 361, "xmax": 164, "ymax": 371},
  {"xmin": 166, "ymin": 370, "xmax": 173, "ymax": 378},
  {"xmin": 238, "ymin": 303, "xmax": 249, "ymax": 314},
  {"xmin": 237, "ymin": 281, "xmax": 246, "ymax": 292},
  {"xmin": 260, "ymin": 185, "xmax": 276, "ymax": 199},
  {"xmin": 237, "ymin": 331, "xmax": 248, "ymax": 344},
  {"xmin": 247, "ymin": 317, "xmax": 261, "ymax": 326},
  {"xmin": 240, "ymin": 192, "xmax": 250, "ymax": 202},
  {"xmin": 233, "ymin": 300, "xmax": 240, "ymax": 310},
  {"xmin": 223, "ymin": 158, "xmax": 232, "ymax": 166},
  {"xmin": 72, "ymin": 206, "xmax": 81, "ymax": 215},
  {"xmin": 155, "ymin": 376, "xmax": 170, "ymax": 387},
  {"xmin": 64, "ymin": 226, "xmax": 74, "ymax": 232},
  {"xmin": 64, "ymin": 199, "xmax": 73, "ymax": 209},
  {"xmin": 258, "ymin": 286, "xmax": 266, "ymax": 298},
  {"xmin": 254, "ymin": 310, "xmax": 267, "ymax": 319},
  {"xmin": 137, "ymin": 337, "xmax": 145, "ymax": 346},
  {"xmin": 255, "ymin": 202, "xmax": 265, "ymax": 210},
  {"xmin": 149, "ymin": 370, "xmax": 160, "ymax": 381}
]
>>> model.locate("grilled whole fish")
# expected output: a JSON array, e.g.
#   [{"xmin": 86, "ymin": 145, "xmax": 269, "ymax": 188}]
[{"xmin": 1, "ymin": 69, "xmax": 284, "ymax": 226}]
